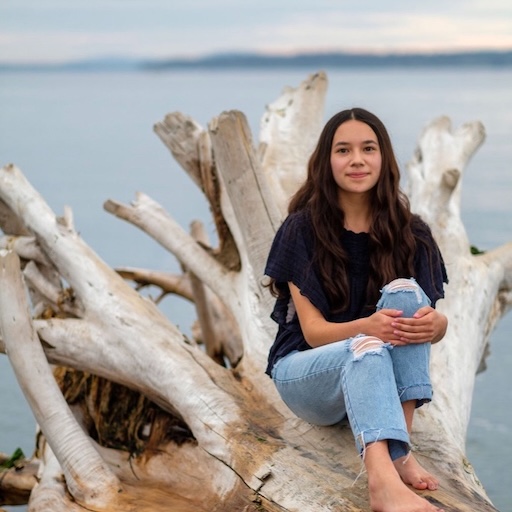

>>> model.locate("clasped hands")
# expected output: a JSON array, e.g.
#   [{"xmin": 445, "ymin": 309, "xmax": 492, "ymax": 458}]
[{"xmin": 368, "ymin": 307, "xmax": 448, "ymax": 345}]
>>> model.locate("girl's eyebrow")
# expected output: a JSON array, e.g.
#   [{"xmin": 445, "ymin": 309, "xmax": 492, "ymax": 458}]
[{"xmin": 333, "ymin": 139, "xmax": 378, "ymax": 147}]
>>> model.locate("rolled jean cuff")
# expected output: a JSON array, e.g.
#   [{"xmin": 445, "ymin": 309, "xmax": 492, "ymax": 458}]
[
  {"xmin": 356, "ymin": 427, "xmax": 410, "ymax": 457},
  {"xmin": 398, "ymin": 383, "xmax": 433, "ymax": 408}
]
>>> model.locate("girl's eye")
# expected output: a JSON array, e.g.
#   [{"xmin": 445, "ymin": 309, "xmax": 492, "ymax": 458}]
[{"xmin": 364, "ymin": 146, "xmax": 375, "ymax": 152}]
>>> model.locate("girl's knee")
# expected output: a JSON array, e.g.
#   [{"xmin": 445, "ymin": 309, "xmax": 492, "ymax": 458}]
[
  {"xmin": 377, "ymin": 278, "xmax": 430, "ymax": 315},
  {"xmin": 350, "ymin": 335, "xmax": 387, "ymax": 359},
  {"xmin": 385, "ymin": 278, "xmax": 420, "ymax": 293}
]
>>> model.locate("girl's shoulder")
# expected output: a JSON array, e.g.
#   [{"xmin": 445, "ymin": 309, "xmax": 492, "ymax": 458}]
[
  {"xmin": 284, "ymin": 208, "xmax": 312, "ymax": 226},
  {"xmin": 411, "ymin": 214, "xmax": 435, "ymax": 240},
  {"xmin": 278, "ymin": 209, "xmax": 314, "ymax": 237}
]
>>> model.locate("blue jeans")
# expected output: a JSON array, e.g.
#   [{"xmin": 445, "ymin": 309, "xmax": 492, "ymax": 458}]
[{"xmin": 271, "ymin": 278, "xmax": 432, "ymax": 460}]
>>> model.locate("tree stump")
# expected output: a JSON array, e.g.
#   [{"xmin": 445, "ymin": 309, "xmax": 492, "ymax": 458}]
[{"xmin": 0, "ymin": 71, "xmax": 510, "ymax": 511}]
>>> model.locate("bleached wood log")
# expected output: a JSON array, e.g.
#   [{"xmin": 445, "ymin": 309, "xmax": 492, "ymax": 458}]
[
  {"xmin": 0, "ymin": 235, "xmax": 49, "ymax": 265},
  {"xmin": 0, "ymin": 452, "xmax": 38, "ymax": 506},
  {"xmin": 105, "ymin": 193, "xmax": 238, "ymax": 311},
  {"xmin": 406, "ymin": 118, "xmax": 512, "ymax": 468},
  {"xmin": 154, "ymin": 112, "xmax": 240, "ymax": 270},
  {"xmin": 0, "ymin": 166, "xmax": 265, "ymax": 510},
  {"xmin": 153, "ymin": 112, "xmax": 204, "ymax": 188},
  {"xmin": 22, "ymin": 260, "xmax": 82, "ymax": 317},
  {"xmin": 187, "ymin": 220, "xmax": 243, "ymax": 366},
  {"xmin": 27, "ymin": 442, "xmax": 90, "ymax": 512},
  {"xmin": 0, "ymin": 198, "xmax": 30, "ymax": 236},
  {"xmin": 259, "ymin": 71, "xmax": 327, "ymax": 210},
  {"xmin": 115, "ymin": 266, "xmax": 243, "ymax": 364},
  {"xmin": 0, "ymin": 250, "xmax": 122, "ymax": 510},
  {"xmin": 209, "ymin": 111, "xmax": 282, "ymax": 316},
  {"xmin": 116, "ymin": 267, "xmax": 193, "ymax": 302},
  {"xmin": 0, "ymin": 72, "xmax": 508, "ymax": 511}
]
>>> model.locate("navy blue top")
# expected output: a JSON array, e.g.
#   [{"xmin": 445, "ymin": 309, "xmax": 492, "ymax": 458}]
[{"xmin": 264, "ymin": 210, "xmax": 448, "ymax": 375}]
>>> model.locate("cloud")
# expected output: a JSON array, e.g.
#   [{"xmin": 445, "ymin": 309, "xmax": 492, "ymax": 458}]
[
  {"xmin": 250, "ymin": 10, "xmax": 512, "ymax": 53},
  {"xmin": 0, "ymin": 31, "xmax": 138, "ymax": 62},
  {"xmin": 1, "ymin": 1, "xmax": 511, "ymax": 63}
]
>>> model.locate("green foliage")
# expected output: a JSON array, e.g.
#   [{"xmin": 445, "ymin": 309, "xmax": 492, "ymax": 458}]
[
  {"xmin": 0, "ymin": 447, "xmax": 25, "ymax": 469},
  {"xmin": 470, "ymin": 245, "xmax": 485, "ymax": 255}
]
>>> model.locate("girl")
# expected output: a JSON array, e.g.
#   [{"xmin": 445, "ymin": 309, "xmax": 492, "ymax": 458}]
[{"xmin": 265, "ymin": 108, "xmax": 448, "ymax": 512}]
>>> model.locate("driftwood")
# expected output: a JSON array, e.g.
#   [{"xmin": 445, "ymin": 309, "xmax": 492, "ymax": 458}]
[
  {"xmin": 0, "ymin": 71, "xmax": 510, "ymax": 511},
  {"xmin": 0, "ymin": 451, "xmax": 38, "ymax": 506}
]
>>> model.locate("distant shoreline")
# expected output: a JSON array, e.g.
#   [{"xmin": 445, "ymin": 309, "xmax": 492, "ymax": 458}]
[{"xmin": 1, "ymin": 49, "xmax": 511, "ymax": 73}]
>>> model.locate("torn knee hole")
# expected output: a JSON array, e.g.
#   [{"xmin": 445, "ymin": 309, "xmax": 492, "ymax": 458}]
[
  {"xmin": 386, "ymin": 278, "xmax": 419, "ymax": 292},
  {"xmin": 351, "ymin": 336, "xmax": 385, "ymax": 357}
]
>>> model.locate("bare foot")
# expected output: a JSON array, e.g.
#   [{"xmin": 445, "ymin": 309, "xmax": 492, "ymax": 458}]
[
  {"xmin": 394, "ymin": 453, "xmax": 439, "ymax": 491},
  {"xmin": 369, "ymin": 471, "xmax": 444, "ymax": 512}
]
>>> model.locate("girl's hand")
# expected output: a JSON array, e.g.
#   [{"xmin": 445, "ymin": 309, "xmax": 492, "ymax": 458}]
[
  {"xmin": 366, "ymin": 309, "xmax": 405, "ymax": 344},
  {"xmin": 390, "ymin": 306, "xmax": 448, "ymax": 345}
]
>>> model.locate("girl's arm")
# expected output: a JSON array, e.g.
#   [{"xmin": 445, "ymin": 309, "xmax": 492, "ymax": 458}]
[{"xmin": 289, "ymin": 282, "xmax": 404, "ymax": 347}]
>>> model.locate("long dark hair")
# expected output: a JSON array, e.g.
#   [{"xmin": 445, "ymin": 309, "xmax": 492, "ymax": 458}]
[{"xmin": 273, "ymin": 107, "xmax": 418, "ymax": 311}]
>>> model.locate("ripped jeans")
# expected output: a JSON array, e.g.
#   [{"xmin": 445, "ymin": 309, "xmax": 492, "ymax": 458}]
[{"xmin": 271, "ymin": 278, "xmax": 432, "ymax": 461}]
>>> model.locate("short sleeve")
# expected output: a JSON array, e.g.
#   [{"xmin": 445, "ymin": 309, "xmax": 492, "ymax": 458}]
[
  {"xmin": 264, "ymin": 211, "xmax": 332, "ymax": 320},
  {"xmin": 412, "ymin": 217, "xmax": 448, "ymax": 306}
]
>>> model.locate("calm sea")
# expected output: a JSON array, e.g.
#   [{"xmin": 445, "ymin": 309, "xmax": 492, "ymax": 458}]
[{"xmin": 1, "ymin": 67, "xmax": 511, "ymax": 511}]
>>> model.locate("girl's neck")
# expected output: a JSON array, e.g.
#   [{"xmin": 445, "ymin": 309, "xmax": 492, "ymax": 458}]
[
  {"xmin": 343, "ymin": 216, "xmax": 370, "ymax": 233},
  {"xmin": 340, "ymin": 195, "xmax": 372, "ymax": 234}
]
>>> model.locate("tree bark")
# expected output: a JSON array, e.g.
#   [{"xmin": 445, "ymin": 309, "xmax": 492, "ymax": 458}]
[{"xmin": 0, "ymin": 71, "xmax": 510, "ymax": 511}]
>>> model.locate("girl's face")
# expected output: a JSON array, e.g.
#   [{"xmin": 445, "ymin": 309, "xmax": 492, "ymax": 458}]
[{"xmin": 330, "ymin": 119, "xmax": 382, "ymax": 202}]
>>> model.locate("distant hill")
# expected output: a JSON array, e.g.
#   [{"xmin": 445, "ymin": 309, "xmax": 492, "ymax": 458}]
[
  {"xmin": 2, "ymin": 50, "xmax": 511, "ymax": 72},
  {"xmin": 144, "ymin": 50, "xmax": 512, "ymax": 71}
]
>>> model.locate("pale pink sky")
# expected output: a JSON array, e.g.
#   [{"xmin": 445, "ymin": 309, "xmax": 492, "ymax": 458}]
[{"xmin": 1, "ymin": 0, "xmax": 512, "ymax": 63}]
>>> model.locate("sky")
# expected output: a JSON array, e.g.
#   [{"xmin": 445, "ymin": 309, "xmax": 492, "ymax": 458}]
[{"xmin": 1, "ymin": 0, "xmax": 512, "ymax": 64}]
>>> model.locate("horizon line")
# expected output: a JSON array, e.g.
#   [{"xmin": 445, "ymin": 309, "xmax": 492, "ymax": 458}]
[{"xmin": 1, "ymin": 47, "xmax": 512, "ymax": 67}]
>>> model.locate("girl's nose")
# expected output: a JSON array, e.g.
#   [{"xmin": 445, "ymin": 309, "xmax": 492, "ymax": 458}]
[{"xmin": 351, "ymin": 150, "xmax": 364, "ymax": 165}]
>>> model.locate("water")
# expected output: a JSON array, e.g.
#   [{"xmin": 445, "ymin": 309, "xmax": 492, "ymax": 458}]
[{"xmin": 0, "ymin": 67, "xmax": 511, "ymax": 511}]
